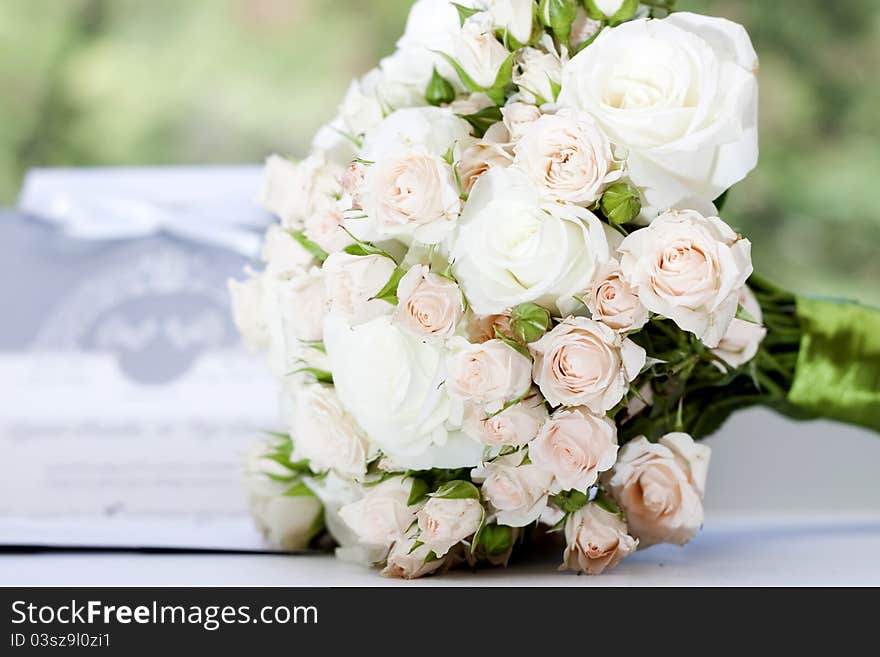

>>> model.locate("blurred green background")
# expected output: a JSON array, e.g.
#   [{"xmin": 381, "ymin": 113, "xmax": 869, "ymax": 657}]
[{"xmin": 1, "ymin": 0, "xmax": 878, "ymax": 303}]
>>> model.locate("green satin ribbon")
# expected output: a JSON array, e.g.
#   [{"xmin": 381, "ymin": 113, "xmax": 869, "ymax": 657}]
[{"xmin": 788, "ymin": 297, "xmax": 880, "ymax": 433}]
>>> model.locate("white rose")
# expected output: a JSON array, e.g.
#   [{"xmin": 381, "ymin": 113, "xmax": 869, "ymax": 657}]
[
  {"xmin": 529, "ymin": 408, "xmax": 618, "ymax": 493},
  {"xmin": 261, "ymin": 224, "xmax": 314, "ymax": 275},
  {"xmin": 417, "ymin": 496, "xmax": 484, "ymax": 556},
  {"xmin": 513, "ymin": 46, "xmax": 563, "ymax": 105},
  {"xmin": 513, "ymin": 109, "xmax": 620, "ymax": 205},
  {"xmin": 619, "ymin": 209, "xmax": 753, "ymax": 347},
  {"xmin": 452, "ymin": 166, "xmax": 610, "ymax": 315},
  {"xmin": 322, "ymin": 252, "xmax": 398, "ymax": 326},
  {"xmin": 463, "ymin": 393, "xmax": 548, "ymax": 447},
  {"xmin": 277, "ymin": 267, "xmax": 326, "ymax": 344},
  {"xmin": 291, "ymin": 384, "xmax": 371, "ymax": 480},
  {"xmin": 357, "ymin": 108, "xmax": 472, "ymax": 244},
  {"xmin": 228, "ymin": 272, "xmax": 269, "ymax": 351},
  {"xmin": 243, "ymin": 443, "xmax": 323, "ymax": 552},
  {"xmin": 395, "ymin": 265, "xmax": 465, "ymax": 339},
  {"xmin": 473, "ymin": 453, "xmax": 553, "ymax": 527},
  {"xmin": 304, "ymin": 203, "xmax": 352, "ymax": 255},
  {"xmin": 562, "ymin": 504, "xmax": 638, "ymax": 575},
  {"xmin": 338, "ymin": 72, "xmax": 386, "ymax": 139},
  {"xmin": 531, "ymin": 317, "xmax": 646, "ymax": 412},
  {"xmin": 482, "ymin": 0, "xmax": 535, "ymax": 46},
  {"xmin": 502, "ymin": 102, "xmax": 542, "ymax": 142},
  {"xmin": 606, "ymin": 433, "xmax": 710, "ymax": 547},
  {"xmin": 446, "ymin": 337, "xmax": 533, "ymax": 413},
  {"xmin": 259, "ymin": 153, "xmax": 342, "ymax": 228},
  {"xmin": 558, "ymin": 14, "xmax": 759, "ymax": 214},
  {"xmin": 587, "ymin": 0, "xmax": 628, "ymax": 18},
  {"xmin": 339, "ymin": 476, "xmax": 419, "ymax": 547},
  {"xmin": 324, "ymin": 315, "xmax": 484, "ymax": 470},
  {"xmin": 712, "ymin": 286, "xmax": 767, "ymax": 368},
  {"xmin": 382, "ymin": 539, "xmax": 446, "ymax": 579},
  {"xmin": 454, "ymin": 14, "xmax": 511, "ymax": 89},
  {"xmin": 585, "ymin": 259, "xmax": 648, "ymax": 332}
]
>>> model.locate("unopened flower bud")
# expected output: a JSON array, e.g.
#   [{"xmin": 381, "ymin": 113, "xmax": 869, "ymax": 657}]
[
  {"xmin": 425, "ymin": 67, "xmax": 455, "ymax": 106},
  {"xmin": 510, "ymin": 302, "xmax": 552, "ymax": 344},
  {"xmin": 600, "ymin": 182, "xmax": 642, "ymax": 225},
  {"xmin": 539, "ymin": 0, "xmax": 578, "ymax": 44},
  {"xmin": 583, "ymin": 0, "xmax": 639, "ymax": 24}
]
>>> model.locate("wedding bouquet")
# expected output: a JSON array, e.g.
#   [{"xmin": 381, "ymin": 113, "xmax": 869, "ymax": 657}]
[{"xmin": 231, "ymin": 0, "xmax": 880, "ymax": 578}]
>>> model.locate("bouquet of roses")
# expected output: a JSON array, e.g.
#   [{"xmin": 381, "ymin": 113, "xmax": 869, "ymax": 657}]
[{"xmin": 230, "ymin": 0, "xmax": 880, "ymax": 578}]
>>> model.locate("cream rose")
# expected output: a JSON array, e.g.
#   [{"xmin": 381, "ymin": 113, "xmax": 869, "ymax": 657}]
[
  {"xmin": 619, "ymin": 209, "xmax": 753, "ymax": 347},
  {"xmin": 473, "ymin": 453, "xmax": 553, "ymax": 527},
  {"xmin": 276, "ymin": 266, "xmax": 326, "ymax": 344},
  {"xmin": 291, "ymin": 384, "xmax": 371, "ymax": 480},
  {"xmin": 452, "ymin": 166, "xmax": 610, "ymax": 315},
  {"xmin": 357, "ymin": 107, "xmax": 472, "ymax": 244},
  {"xmin": 467, "ymin": 312, "xmax": 512, "ymax": 344},
  {"xmin": 531, "ymin": 317, "xmax": 646, "ymax": 412},
  {"xmin": 339, "ymin": 476, "xmax": 420, "ymax": 547},
  {"xmin": 585, "ymin": 259, "xmax": 648, "ymax": 332},
  {"xmin": 558, "ymin": 14, "xmax": 759, "ymax": 215},
  {"xmin": 383, "ymin": 539, "xmax": 446, "ymax": 579},
  {"xmin": 513, "ymin": 109, "xmax": 620, "ymax": 205},
  {"xmin": 482, "ymin": 0, "xmax": 535, "ymax": 46},
  {"xmin": 303, "ymin": 203, "xmax": 351, "ymax": 255},
  {"xmin": 562, "ymin": 504, "xmax": 638, "ymax": 575},
  {"xmin": 501, "ymin": 102, "xmax": 542, "ymax": 142},
  {"xmin": 459, "ymin": 140, "xmax": 513, "ymax": 195},
  {"xmin": 454, "ymin": 14, "xmax": 511, "ymax": 89},
  {"xmin": 228, "ymin": 272, "xmax": 269, "ymax": 351},
  {"xmin": 324, "ymin": 315, "xmax": 484, "ymax": 470},
  {"xmin": 513, "ymin": 46, "xmax": 563, "ymax": 105},
  {"xmin": 463, "ymin": 394, "xmax": 548, "ymax": 447},
  {"xmin": 322, "ymin": 252, "xmax": 398, "ymax": 326},
  {"xmin": 417, "ymin": 496, "xmax": 484, "ymax": 556},
  {"xmin": 259, "ymin": 153, "xmax": 342, "ymax": 228},
  {"xmin": 394, "ymin": 265, "xmax": 465, "ymax": 339},
  {"xmin": 712, "ymin": 286, "xmax": 767, "ymax": 368},
  {"xmin": 261, "ymin": 224, "xmax": 315, "ymax": 275},
  {"xmin": 445, "ymin": 337, "xmax": 533, "ymax": 413},
  {"xmin": 529, "ymin": 408, "xmax": 618, "ymax": 493},
  {"xmin": 606, "ymin": 433, "xmax": 710, "ymax": 547}
]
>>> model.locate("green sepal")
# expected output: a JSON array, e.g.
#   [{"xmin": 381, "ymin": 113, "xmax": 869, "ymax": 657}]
[
  {"xmin": 290, "ymin": 229, "xmax": 329, "ymax": 263},
  {"xmin": 430, "ymin": 479, "xmax": 481, "ymax": 500},
  {"xmin": 371, "ymin": 267, "xmax": 407, "ymax": 306},
  {"xmin": 426, "ymin": 67, "xmax": 456, "ymax": 106}
]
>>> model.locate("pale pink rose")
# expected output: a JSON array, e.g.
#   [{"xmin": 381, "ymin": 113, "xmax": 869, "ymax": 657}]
[
  {"xmin": 712, "ymin": 286, "xmax": 767, "ymax": 368},
  {"xmin": 459, "ymin": 141, "xmax": 513, "ymax": 195},
  {"xmin": 463, "ymin": 394, "xmax": 548, "ymax": 447},
  {"xmin": 619, "ymin": 210, "xmax": 753, "ymax": 347},
  {"xmin": 341, "ymin": 161, "xmax": 367, "ymax": 210},
  {"xmin": 322, "ymin": 252, "xmax": 397, "ymax": 325},
  {"xmin": 304, "ymin": 204, "xmax": 351, "ymax": 254},
  {"xmin": 472, "ymin": 453, "xmax": 553, "ymax": 527},
  {"xmin": 562, "ymin": 504, "xmax": 638, "ymax": 575},
  {"xmin": 382, "ymin": 539, "xmax": 445, "ymax": 579},
  {"xmin": 530, "ymin": 317, "xmax": 646, "ymax": 412},
  {"xmin": 606, "ymin": 433, "xmax": 711, "ymax": 547},
  {"xmin": 339, "ymin": 476, "xmax": 419, "ymax": 547},
  {"xmin": 394, "ymin": 265, "xmax": 464, "ymax": 339},
  {"xmin": 514, "ymin": 109, "xmax": 620, "ymax": 205},
  {"xmin": 586, "ymin": 259, "xmax": 649, "ymax": 332},
  {"xmin": 417, "ymin": 497, "xmax": 484, "ymax": 557},
  {"xmin": 446, "ymin": 338, "xmax": 533, "ymax": 412},
  {"xmin": 529, "ymin": 408, "xmax": 618, "ymax": 493},
  {"xmin": 502, "ymin": 102, "xmax": 542, "ymax": 142},
  {"xmin": 467, "ymin": 312, "xmax": 512, "ymax": 344}
]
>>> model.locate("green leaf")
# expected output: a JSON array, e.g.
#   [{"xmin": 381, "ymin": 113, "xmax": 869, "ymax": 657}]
[
  {"xmin": 291, "ymin": 367, "xmax": 334, "ymax": 384},
  {"xmin": 552, "ymin": 489, "xmax": 590, "ymax": 513},
  {"xmin": 283, "ymin": 480, "xmax": 317, "ymax": 498},
  {"xmin": 484, "ymin": 51, "xmax": 516, "ymax": 106},
  {"xmin": 451, "ymin": 2, "xmax": 481, "ymax": 26},
  {"xmin": 290, "ymin": 230, "xmax": 329, "ymax": 263},
  {"xmin": 548, "ymin": 76, "xmax": 562, "ymax": 103},
  {"xmin": 593, "ymin": 491, "xmax": 621, "ymax": 515},
  {"xmin": 434, "ymin": 51, "xmax": 483, "ymax": 95},
  {"xmin": 408, "ymin": 478, "xmax": 430, "ymax": 506},
  {"xmin": 459, "ymin": 105, "xmax": 503, "ymax": 138},
  {"xmin": 430, "ymin": 480, "xmax": 481, "ymax": 500},
  {"xmin": 735, "ymin": 304, "xmax": 760, "ymax": 325},
  {"xmin": 469, "ymin": 506, "xmax": 488, "ymax": 555},
  {"xmin": 341, "ymin": 227, "xmax": 398, "ymax": 263},
  {"xmin": 371, "ymin": 267, "xmax": 406, "ymax": 305}
]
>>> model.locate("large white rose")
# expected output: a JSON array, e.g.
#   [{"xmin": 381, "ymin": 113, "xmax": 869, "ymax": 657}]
[
  {"xmin": 338, "ymin": 476, "xmax": 420, "ymax": 547},
  {"xmin": 529, "ymin": 408, "xmax": 618, "ymax": 493},
  {"xmin": 356, "ymin": 107, "xmax": 473, "ymax": 245},
  {"xmin": 472, "ymin": 453, "xmax": 553, "ymax": 527},
  {"xmin": 712, "ymin": 285, "xmax": 767, "ymax": 368},
  {"xmin": 291, "ymin": 384, "xmax": 372, "ymax": 480},
  {"xmin": 619, "ymin": 209, "xmax": 753, "ymax": 347},
  {"xmin": 530, "ymin": 317, "xmax": 646, "ymax": 412},
  {"xmin": 606, "ymin": 433, "xmax": 710, "ymax": 547},
  {"xmin": 322, "ymin": 252, "xmax": 398, "ymax": 326},
  {"xmin": 445, "ymin": 337, "xmax": 533, "ymax": 414},
  {"xmin": 513, "ymin": 109, "xmax": 620, "ymax": 205},
  {"xmin": 558, "ymin": 13, "xmax": 759, "ymax": 214},
  {"xmin": 324, "ymin": 315, "xmax": 484, "ymax": 470},
  {"xmin": 452, "ymin": 166, "xmax": 610, "ymax": 315}
]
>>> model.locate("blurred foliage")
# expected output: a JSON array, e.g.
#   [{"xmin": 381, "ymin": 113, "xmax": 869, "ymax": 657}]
[{"xmin": 0, "ymin": 0, "xmax": 877, "ymax": 303}]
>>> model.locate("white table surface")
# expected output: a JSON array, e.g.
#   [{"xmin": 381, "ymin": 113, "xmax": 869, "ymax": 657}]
[{"xmin": 4, "ymin": 514, "xmax": 879, "ymax": 587}]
